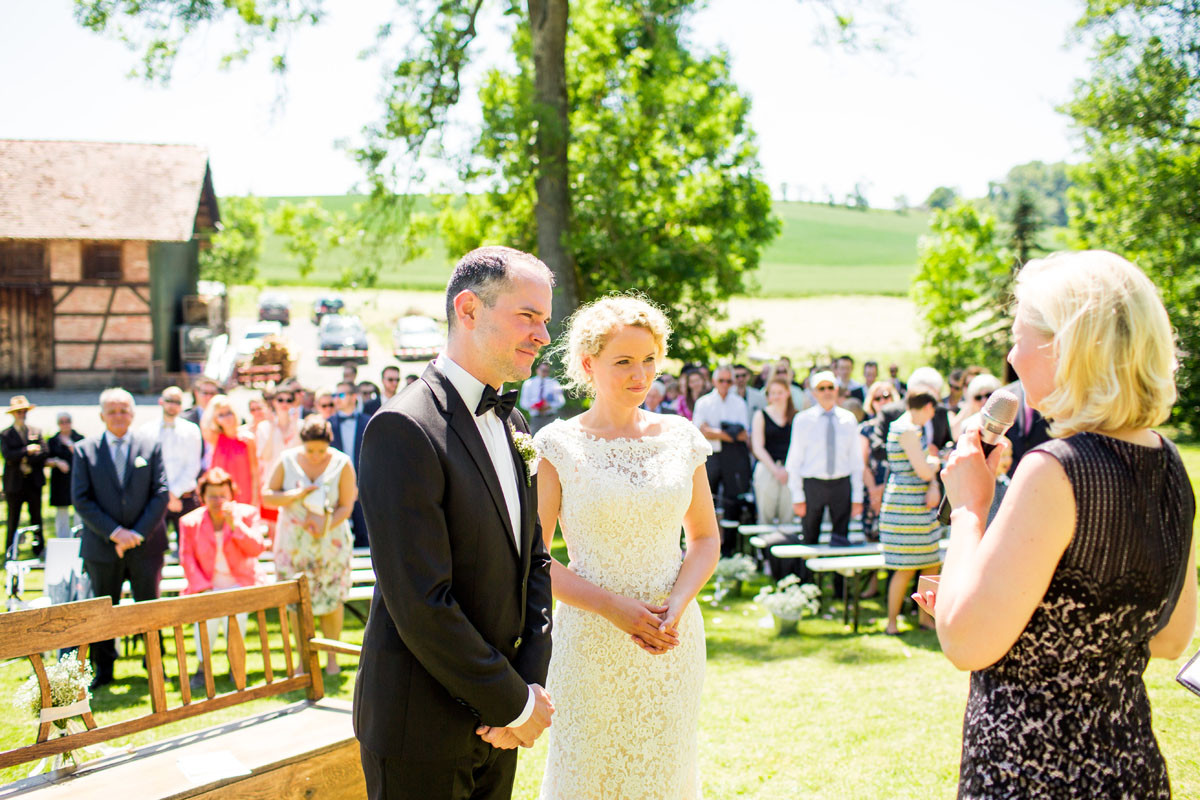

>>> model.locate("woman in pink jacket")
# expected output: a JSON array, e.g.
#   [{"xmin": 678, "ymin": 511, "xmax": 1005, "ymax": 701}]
[{"xmin": 179, "ymin": 467, "xmax": 266, "ymax": 689}]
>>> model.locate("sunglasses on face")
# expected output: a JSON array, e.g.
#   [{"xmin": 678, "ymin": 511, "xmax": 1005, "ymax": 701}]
[
  {"xmin": 815, "ymin": 385, "xmax": 836, "ymax": 392},
  {"xmin": 162, "ymin": 398, "xmax": 182, "ymax": 406},
  {"xmin": 384, "ymin": 377, "xmax": 400, "ymax": 383},
  {"xmin": 974, "ymin": 391, "xmax": 993, "ymax": 402},
  {"xmin": 874, "ymin": 392, "xmax": 893, "ymax": 401},
  {"xmin": 333, "ymin": 392, "xmax": 349, "ymax": 399},
  {"xmin": 318, "ymin": 402, "xmax": 334, "ymax": 409}
]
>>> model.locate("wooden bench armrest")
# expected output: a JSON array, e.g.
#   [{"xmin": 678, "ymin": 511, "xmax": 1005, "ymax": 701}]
[{"xmin": 309, "ymin": 637, "xmax": 362, "ymax": 658}]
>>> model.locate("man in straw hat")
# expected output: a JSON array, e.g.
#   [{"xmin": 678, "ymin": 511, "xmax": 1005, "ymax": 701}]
[{"xmin": 2, "ymin": 395, "xmax": 47, "ymax": 559}]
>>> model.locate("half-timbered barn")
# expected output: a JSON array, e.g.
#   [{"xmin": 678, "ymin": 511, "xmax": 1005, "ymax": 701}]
[{"xmin": 0, "ymin": 139, "xmax": 219, "ymax": 389}]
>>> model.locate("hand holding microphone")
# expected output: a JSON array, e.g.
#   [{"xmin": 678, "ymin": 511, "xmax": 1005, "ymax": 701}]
[{"xmin": 937, "ymin": 390, "xmax": 1019, "ymax": 526}]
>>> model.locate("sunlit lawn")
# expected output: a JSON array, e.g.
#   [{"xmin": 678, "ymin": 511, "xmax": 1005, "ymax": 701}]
[{"xmin": 1, "ymin": 444, "xmax": 1198, "ymax": 796}]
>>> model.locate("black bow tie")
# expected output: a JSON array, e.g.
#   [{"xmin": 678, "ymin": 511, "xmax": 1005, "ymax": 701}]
[{"xmin": 475, "ymin": 386, "xmax": 518, "ymax": 420}]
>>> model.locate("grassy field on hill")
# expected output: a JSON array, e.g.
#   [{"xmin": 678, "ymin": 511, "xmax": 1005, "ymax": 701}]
[{"xmin": 252, "ymin": 196, "xmax": 929, "ymax": 296}]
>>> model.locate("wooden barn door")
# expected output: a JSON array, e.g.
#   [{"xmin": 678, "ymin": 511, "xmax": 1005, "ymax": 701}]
[{"xmin": 0, "ymin": 287, "xmax": 54, "ymax": 388}]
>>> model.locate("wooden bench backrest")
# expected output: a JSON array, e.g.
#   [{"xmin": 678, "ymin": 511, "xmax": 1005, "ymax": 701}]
[{"xmin": 0, "ymin": 578, "xmax": 324, "ymax": 771}]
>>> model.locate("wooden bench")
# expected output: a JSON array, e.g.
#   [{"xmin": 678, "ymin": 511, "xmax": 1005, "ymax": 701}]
[
  {"xmin": 0, "ymin": 577, "xmax": 363, "ymax": 798},
  {"xmin": 804, "ymin": 547, "xmax": 947, "ymax": 633}
]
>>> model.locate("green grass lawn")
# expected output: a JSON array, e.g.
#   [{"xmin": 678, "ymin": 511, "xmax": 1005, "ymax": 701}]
[
  {"xmin": 2, "ymin": 444, "xmax": 1198, "ymax": 796},
  {"xmin": 250, "ymin": 197, "xmax": 929, "ymax": 296}
]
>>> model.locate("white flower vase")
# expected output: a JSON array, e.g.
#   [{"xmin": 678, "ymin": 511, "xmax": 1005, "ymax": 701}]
[{"xmin": 773, "ymin": 613, "xmax": 801, "ymax": 636}]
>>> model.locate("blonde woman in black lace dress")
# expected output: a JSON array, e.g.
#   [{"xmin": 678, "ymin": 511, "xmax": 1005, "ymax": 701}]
[{"xmin": 925, "ymin": 251, "xmax": 1197, "ymax": 799}]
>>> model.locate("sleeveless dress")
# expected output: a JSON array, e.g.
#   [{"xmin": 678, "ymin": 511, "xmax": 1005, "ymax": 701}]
[
  {"xmin": 958, "ymin": 433, "xmax": 1195, "ymax": 799},
  {"xmin": 273, "ymin": 447, "xmax": 353, "ymax": 616},
  {"xmin": 534, "ymin": 416, "xmax": 712, "ymax": 800},
  {"xmin": 879, "ymin": 418, "xmax": 941, "ymax": 569},
  {"xmin": 212, "ymin": 431, "xmax": 256, "ymax": 506}
]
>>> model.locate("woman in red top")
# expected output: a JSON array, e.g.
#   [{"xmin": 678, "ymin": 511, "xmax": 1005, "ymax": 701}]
[
  {"xmin": 201, "ymin": 394, "xmax": 261, "ymax": 508},
  {"xmin": 179, "ymin": 467, "xmax": 266, "ymax": 689}
]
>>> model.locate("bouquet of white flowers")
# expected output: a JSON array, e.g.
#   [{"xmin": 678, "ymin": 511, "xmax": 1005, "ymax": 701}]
[
  {"xmin": 13, "ymin": 650, "xmax": 95, "ymax": 774},
  {"xmin": 712, "ymin": 554, "xmax": 758, "ymax": 601},
  {"xmin": 754, "ymin": 575, "xmax": 821, "ymax": 634}
]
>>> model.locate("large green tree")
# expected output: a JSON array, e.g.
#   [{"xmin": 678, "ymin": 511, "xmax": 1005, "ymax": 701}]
[
  {"xmin": 199, "ymin": 195, "xmax": 266, "ymax": 286},
  {"xmin": 434, "ymin": 0, "xmax": 779, "ymax": 361},
  {"xmin": 1063, "ymin": 0, "xmax": 1200, "ymax": 432}
]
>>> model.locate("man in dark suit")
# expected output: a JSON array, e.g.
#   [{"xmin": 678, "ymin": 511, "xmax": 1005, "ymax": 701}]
[
  {"xmin": 2, "ymin": 395, "xmax": 48, "ymax": 558},
  {"xmin": 1003, "ymin": 380, "xmax": 1051, "ymax": 477},
  {"xmin": 72, "ymin": 387, "xmax": 169, "ymax": 689},
  {"xmin": 354, "ymin": 246, "xmax": 555, "ymax": 800},
  {"xmin": 331, "ymin": 380, "xmax": 370, "ymax": 547}
]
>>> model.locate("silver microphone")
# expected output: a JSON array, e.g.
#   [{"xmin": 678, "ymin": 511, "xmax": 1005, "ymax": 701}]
[{"xmin": 936, "ymin": 389, "xmax": 1020, "ymax": 525}]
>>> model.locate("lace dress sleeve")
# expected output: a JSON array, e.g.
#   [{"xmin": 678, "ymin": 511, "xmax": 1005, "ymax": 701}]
[
  {"xmin": 680, "ymin": 418, "xmax": 712, "ymax": 471},
  {"xmin": 532, "ymin": 423, "xmax": 563, "ymax": 474}
]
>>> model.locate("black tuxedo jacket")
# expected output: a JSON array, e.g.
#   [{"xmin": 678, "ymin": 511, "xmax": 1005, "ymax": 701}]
[
  {"xmin": 353, "ymin": 364, "xmax": 554, "ymax": 761},
  {"xmin": 330, "ymin": 411, "xmax": 368, "ymax": 469},
  {"xmin": 71, "ymin": 431, "xmax": 169, "ymax": 563},
  {"xmin": 1003, "ymin": 381, "xmax": 1051, "ymax": 477},
  {"xmin": 1, "ymin": 424, "xmax": 47, "ymax": 495}
]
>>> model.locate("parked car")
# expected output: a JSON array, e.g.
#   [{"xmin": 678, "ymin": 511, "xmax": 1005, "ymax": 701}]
[
  {"xmin": 235, "ymin": 321, "xmax": 284, "ymax": 360},
  {"xmin": 311, "ymin": 294, "xmax": 345, "ymax": 325},
  {"xmin": 392, "ymin": 315, "xmax": 445, "ymax": 361},
  {"xmin": 257, "ymin": 290, "xmax": 291, "ymax": 324},
  {"xmin": 316, "ymin": 314, "xmax": 369, "ymax": 366}
]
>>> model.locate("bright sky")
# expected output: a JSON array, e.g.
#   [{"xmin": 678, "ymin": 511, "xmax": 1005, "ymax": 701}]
[{"xmin": 2, "ymin": 0, "xmax": 1090, "ymax": 207}]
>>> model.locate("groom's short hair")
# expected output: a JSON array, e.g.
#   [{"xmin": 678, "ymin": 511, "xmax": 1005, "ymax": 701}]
[{"xmin": 445, "ymin": 246, "xmax": 553, "ymax": 330}]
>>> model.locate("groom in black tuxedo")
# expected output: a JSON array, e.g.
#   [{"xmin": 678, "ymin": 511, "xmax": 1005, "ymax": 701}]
[{"xmin": 354, "ymin": 246, "xmax": 556, "ymax": 800}]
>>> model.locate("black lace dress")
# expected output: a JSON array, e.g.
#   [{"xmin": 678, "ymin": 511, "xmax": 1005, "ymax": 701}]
[{"xmin": 958, "ymin": 433, "xmax": 1195, "ymax": 799}]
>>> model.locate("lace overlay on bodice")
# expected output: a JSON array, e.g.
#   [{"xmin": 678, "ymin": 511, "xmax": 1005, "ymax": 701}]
[{"xmin": 534, "ymin": 416, "xmax": 711, "ymax": 800}]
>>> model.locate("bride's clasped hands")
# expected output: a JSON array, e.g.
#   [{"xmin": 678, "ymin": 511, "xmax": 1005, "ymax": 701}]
[{"xmin": 602, "ymin": 591, "xmax": 680, "ymax": 654}]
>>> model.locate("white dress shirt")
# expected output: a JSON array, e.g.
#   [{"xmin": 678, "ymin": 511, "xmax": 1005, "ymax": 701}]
[
  {"xmin": 433, "ymin": 353, "xmax": 533, "ymax": 728},
  {"xmin": 690, "ymin": 389, "xmax": 750, "ymax": 453},
  {"xmin": 141, "ymin": 416, "xmax": 201, "ymax": 497},
  {"xmin": 784, "ymin": 404, "xmax": 865, "ymax": 503},
  {"xmin": 519, "ymin": 375, "xmax": 566, "ymax": 416}
]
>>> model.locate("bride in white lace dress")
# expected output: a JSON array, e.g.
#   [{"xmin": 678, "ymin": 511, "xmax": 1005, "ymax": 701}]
[{"xmin": 533, "ymin": 296, "xmax": 720, "ymax": 799}]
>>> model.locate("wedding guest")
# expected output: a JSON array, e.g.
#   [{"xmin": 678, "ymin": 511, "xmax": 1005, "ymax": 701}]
[
  {"xmin": 403, "ymin": 373, "xmax": 418, "ymax": 386},
  {"xmin": 835, "ymin": 355, "xmax": 865, "ymax": 402},
  {"xmin": 862, "ymin": 360, "xmax": 879, "ymax": 392},
  {"xmin": 247, "ymin": 393, "xmax": 271, "ymax": 429},
  {"xmin": 313, "ymin": 387, "xmax": 336, "ymax": 420},
  {"xmin": 786, "ymin": 371, "xmax": 864, "ymax": 549},
  {"xmin": 879, "ymin": 389, "xmax": 943, "ymax": 635},
  {"xmin": 263, "ymin": 415, "xmax": 357, "ymax": 675},
  {"xmin": 693, "ymin": 365, "xmax": 752, "ymax": 553},
  {"xmin": 255, "ymin": 384, "xmax": 300, "ymax": 536},
  {"xmin": 675, "ymin": 369, "xmax": 708, "ymax": 421},
  {"xmin": 772, "ymin": 358, "xmax": 808, "ymax": 411},
  {"xmin": 73, "ymin": 387, "xmax": 169, "ymax": 689},
  {"xmin": 927, "ymin": 251, "xmax": 1196, "ymax": 798},
  {"xmin": 642, "ymin": 381, "xmax": 669, "ymax": 413},
  {"xmin": 182, "ymin": 377, "xmax": 219, "ymax": 425},
  {"xmin": 888, "ymin": 362, "xmax": 907, "ymax": 395},
  {"xmin": 179, "ymin": 467, "xmax": 266, "ymax": 689},
  {"xmin": 201, "ymin": 395, "xmax": 260, "ymax": 508},
  {"xmin": 520, "ymin": 360, "xmax": 566, "ymax": 434},
  {"xmin": 733, "ymin": 363, "xmax": 767, "ymax": 419},
  {"xmin": 357, "ymin": 381, "xmax": 382, "ymax": 417},
  {"xmin": 3, "ymin": 396, "xmax": 47, "ymax": 557},
  {"xmin": 859, "ymin": 381, "xmax": 898, "ymax": 542},
  {"xmin": 331, "ymin": 381, "xmax": 369, "ymax": 548},
  {"xmin": 140, "ymin": 386, "xmax": 203, "ymax": 546},
  {"xmin": 379, "ymin": 366, "xmax": 402, "ymax": 406},
  {"xmin": 945, "ymin": 368, "xmax": 966, "ymax": 412},
  {"xmin": 751, "ymin": 378, "xmax": 797, "ymax": 525},
  {"xmin": 46, "ymin": 412, "xmax": 84, "ymax": 538},
  {"xmin": 950, "ymin": 373, "xmax": 1002, "ymax": 440}
]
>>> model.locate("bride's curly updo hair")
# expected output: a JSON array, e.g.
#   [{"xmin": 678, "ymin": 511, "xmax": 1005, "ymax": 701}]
[{"xmin": 558, "ymin": 294, "xmax": 672, "ymax": 397}]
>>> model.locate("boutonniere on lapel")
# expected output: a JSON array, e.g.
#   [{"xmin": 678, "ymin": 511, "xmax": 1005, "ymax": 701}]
[
  {"xmin": 510, "ymin": 424, "xmax": 538, "ymax": 487},
  {"xmin": 133, "ymin": 456, "xmax": 148, "ymax": 468}
]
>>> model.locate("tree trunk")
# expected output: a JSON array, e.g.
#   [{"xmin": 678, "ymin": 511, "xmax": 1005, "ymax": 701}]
[{"xmin": 527, "ymin": 0, "xmax": 579, "ymax": 332}]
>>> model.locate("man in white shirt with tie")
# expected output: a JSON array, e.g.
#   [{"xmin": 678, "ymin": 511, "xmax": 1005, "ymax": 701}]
[
  {"xmin": 140, "ymin": 386, "xmax": 202, "ymax": 548},
  {"xmin": 786, "ymin": 370, "xmax": 864, "ymax": 548},
  {"xmin": 519, "ymin": 361, "xmax": 566, "ymax": 434}
]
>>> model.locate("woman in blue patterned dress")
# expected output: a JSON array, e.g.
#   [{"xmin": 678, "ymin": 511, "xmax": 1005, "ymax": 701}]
[{"xmin": 879, "ymin": 388, "xmax": 943, "ymax": 634}]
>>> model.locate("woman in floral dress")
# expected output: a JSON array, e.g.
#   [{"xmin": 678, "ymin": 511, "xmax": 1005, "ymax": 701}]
[{"xmin": 262, "ymin": 415, "xmax": 357, "ymax": 674}]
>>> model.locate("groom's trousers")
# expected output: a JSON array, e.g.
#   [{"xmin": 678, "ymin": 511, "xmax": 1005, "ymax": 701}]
[{"xmin": 360, "ymin": 740, "xmax": 519, "ymax": 800}]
